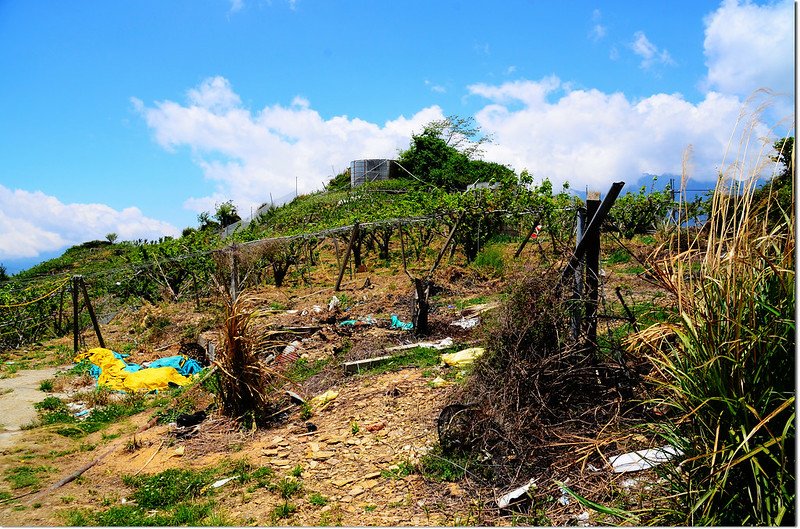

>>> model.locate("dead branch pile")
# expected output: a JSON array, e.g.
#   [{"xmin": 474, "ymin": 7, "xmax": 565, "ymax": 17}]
[{"xmin": 447, "ymin": 266, "xmax": 632, "ymax": 485}]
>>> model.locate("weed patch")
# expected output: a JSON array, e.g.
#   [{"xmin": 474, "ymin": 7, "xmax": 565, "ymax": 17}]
[
  {"xmin": 284, "ymin": 357, "xmax": 330, "ymax": 383},
  {"xmin": 4, "ymin": 465, "xmax": 53, "ymax": 489}
]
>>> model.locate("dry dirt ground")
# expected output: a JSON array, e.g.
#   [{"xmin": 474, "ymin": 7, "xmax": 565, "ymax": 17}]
[{"xmin": 0, "ymin": 240, "xmax": 665, "ymax": 526}]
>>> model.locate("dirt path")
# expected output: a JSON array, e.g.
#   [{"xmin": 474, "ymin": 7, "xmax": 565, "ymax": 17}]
[{"xmin": 0, "ymin": 366, "xmax": 66, "ymax": 450}]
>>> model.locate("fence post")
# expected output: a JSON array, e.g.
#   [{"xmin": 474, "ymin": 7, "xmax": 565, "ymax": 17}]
[
  {"xmin": 229, "ymin": 244, "xmax": 239, "ymax": 302},
  {"xmin": 514, "ymin": 217, "xmax": 542, "ymax": 258},
  {"xmin": 79, "ymin": 277, "xmax": 105, "ymax": 349},
  {"xmin": 72, "ymin": 276, "xmax": 80, "ymax": 353},
  {"xmin": 571, "ymin": 207, "xmax": 586, "ymax": 341},
  {"xmin": 584, "ymin": 192, "xmax": 601, "ymax": 354},
  {"xmin": 335, "ymin": 221, "xmax": 359, "ymax": 291}
]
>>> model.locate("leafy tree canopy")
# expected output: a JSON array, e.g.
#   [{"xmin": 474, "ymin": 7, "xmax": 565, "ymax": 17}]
[{"xmin": 398, "ymin": 115, "xmax": 504, "ymax": 191}]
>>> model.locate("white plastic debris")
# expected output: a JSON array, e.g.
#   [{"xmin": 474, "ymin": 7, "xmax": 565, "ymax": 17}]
[
  {"xmin": 450, "ymin": 317, "xmax": 480, "ymax": 329},
  {"xmin": 496, "ymin": 478, "xmax": 537, "ymax": 509},
  {"xmin": 212, "ymin": 477, "xmax": 235, "ymax": 488},
  {"xmin": 312, "ymin": 305, "xmax": 323, "ymax": 313},
  {"xmin": 385, "ymin": 337, "xmax": 453, "ymax": 352},
  {"xmin": 281, "ymin": 340, "xmax": 301, "ymax": 356},
  {"xmin": 609, "ymin": 445, "xmax": 684, "ymax": 473},
  {"xmin": 328, "ymin": 296, "xmax": 340, "ymax": 311}
]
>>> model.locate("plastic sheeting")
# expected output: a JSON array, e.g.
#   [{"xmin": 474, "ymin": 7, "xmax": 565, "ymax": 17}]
[{"xmin": 75, "ymin": 347, "xmax": 194, "ymax": 393}]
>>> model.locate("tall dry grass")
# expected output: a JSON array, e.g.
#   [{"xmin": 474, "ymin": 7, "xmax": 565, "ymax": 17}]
[{"xmin": 630, "ymin": 106, "xmax": 795, "ymax": 525}]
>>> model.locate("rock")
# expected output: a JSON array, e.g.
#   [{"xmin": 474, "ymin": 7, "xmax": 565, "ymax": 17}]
[
  {"xmin": 348, "ymin": 485, "xmax": 365, "ymax": 497},
  {"xmin": 312, "ymin": 450, "xmax": 335, "ymax": 460},
  {"xmin": 366, "ymin": 421, "xmax": 386, "ymax": 432},
  {"xmin": 363, "ymin": 471, "xmax": 381, "ymax": 480},
  {"xmin": 262, "ymin": 448, "xmax": 279, "ymax": 456},
  {"xmin": 332, "ymin": 477, "xmax": 355, "ymax": 487}
]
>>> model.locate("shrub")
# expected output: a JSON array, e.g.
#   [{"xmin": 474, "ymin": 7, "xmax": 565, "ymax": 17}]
[{"xmin": 631, "ymin": 126, "xmax": 795, "ymax": 525}]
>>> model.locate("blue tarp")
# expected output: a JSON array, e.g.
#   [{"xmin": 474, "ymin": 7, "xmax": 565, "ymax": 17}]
[
  {"xmin": 390, "ymin": 314, "xmax": 414, "ymax": 330},
  {"xmin": 147, "ymin": 355, "xmax": 203, "ymax": 376},
  {"xmin": 86, "ymin": 351, "xmax": 200, "ymax": 380}
]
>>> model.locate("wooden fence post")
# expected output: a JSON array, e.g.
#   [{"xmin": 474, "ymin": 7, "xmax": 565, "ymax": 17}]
[
  {"xmin": 79, "ymin": 277, "xmax": 105, "ymax": 349},
  {"xmin": 335, "ymin": 221, "xmax": 359, "ymax": 291},
  {"xmin": 514, "ymin": 217, "xmax": 542, "ymax": 259},
  {"xmin": 229, "ymin": 244, "xmax": 239, "ymax": 302},
  {"xmin": 72, "ymin": 276, "xmax": 80, "ymax": 353}
]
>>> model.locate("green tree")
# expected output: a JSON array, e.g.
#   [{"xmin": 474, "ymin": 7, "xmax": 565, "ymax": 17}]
[
  {"xmin": 197, "ymin": 211, "xmax": 220, "ymax": 231},
  {"xmin": 397, "ymin": 115, "xmax": 494, "ymax": 191},
  {"xmin": 215, "ymin": 201, "xmax": 241, "ymax": 228},
  {"xmin": 326, "ymin": 167, "xmax": 351, "ymax": 191},
  {"xmin": 105, "ymin": 232, "xmax": 118, "ymax": 244},
  {"xmin": 0, "ymin": 264, "xmax": 8, "ymax": 282},
  {"xmin": 752, "ymin": 136, "xmax": 793, "ymax": 226}
]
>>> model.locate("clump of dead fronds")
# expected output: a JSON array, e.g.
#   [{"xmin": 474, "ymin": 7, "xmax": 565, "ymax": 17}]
[
  {"xmin": 214, "ymin": 290, "xmax": 283, "ymax": 427},
  {"xmin": 630, "ymin": 101, "xmax": 795, "ymax": 525}
]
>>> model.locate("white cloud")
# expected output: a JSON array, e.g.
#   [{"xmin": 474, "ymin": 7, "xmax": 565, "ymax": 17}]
[
  {"xmin": 0, "ymin": 186, "xmax": 179, "ymax": 260},
  {"xmin": 229, "ymin": 0, "xmax": 244, "ymax": 13},
  {"xmin": 589, "ymin": 9, "xmax": 607, "ymax": 41},
  {"xmin": 631, "ymin": 31, "xmax": 675, "ymax": 69},
  {"xmin": 424, "ymin": 80, "xmax": 446, "ymax": 93},
  {"xmin": 703, "ymin": 0, "xmax": 794, "ymax": 99},
  {"xmin": 137, "ymin": 77, "xmax": 445, "ymax": 215},
  {"xmin": 468, "ymin": 76, "xmax": 769, "ymax": 191}
]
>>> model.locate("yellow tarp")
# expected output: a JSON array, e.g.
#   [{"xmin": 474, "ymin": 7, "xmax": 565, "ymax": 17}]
[
  {"xmin": 441, "ymin": 347, "xmax": 485, "ymax": 367},
  {"xmin": 75, "ymin": 347, "xmax": 192, "ymax": 393}
]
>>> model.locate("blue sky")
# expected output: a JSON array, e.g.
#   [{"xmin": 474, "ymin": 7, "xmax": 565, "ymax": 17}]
[{"xmin": 0, "ymin": 0, "xmax": 794, "ymax": 273}]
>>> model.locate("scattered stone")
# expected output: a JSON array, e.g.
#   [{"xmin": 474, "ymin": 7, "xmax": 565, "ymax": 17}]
[
  {"xmin": 312, "ymin": 450, "xmax": 335, "ymax": 460},
  {"xmin": 363, "ymin": 471, "xmax": 381, "ymax": 480},
  {"xmin": 349, "ymin": 485, "xmax": 365, "ymax": 497},
  {"xmin": 366, "ymin": 421, "xmax": 386, "ymax": 432},
  {"xmin": 332, "ymin": 477, "xmax": 355, "ymax": 487}
]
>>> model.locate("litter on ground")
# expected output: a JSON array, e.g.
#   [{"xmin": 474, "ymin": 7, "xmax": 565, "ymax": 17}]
[
  {"xmin": 609, "ymin": 445, "xmax": 684, "ymax": 473},
  {"xmin": 441, "ymin": 347, "xmax": 485, "ymax": 367},
  {"xmin": 450, "ymin": 316, "xmax": 480, "ymax": 329},
  {"xmin": 75, "ymin": 347, "xmax": 197, "ymax": 393}
]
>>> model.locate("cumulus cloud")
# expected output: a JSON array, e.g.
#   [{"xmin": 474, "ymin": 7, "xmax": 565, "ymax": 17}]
[
  {"xmin": 136, "ymin": 76, "xmax": 445, "ymax": 215},
  {"xmin": 0, "ymin": 186, "xmax": 179, "ymax": 260},
  {"xmin": 468, "ymin": 76, "xmax": 769, "ymax": 190},
  {"xmin": 631, "ymin": 31, "xmax": 675, "ymax": 69},
  {"xmin": 703, "ymin": 0, "xmax": 794, "ymax": 98}
]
